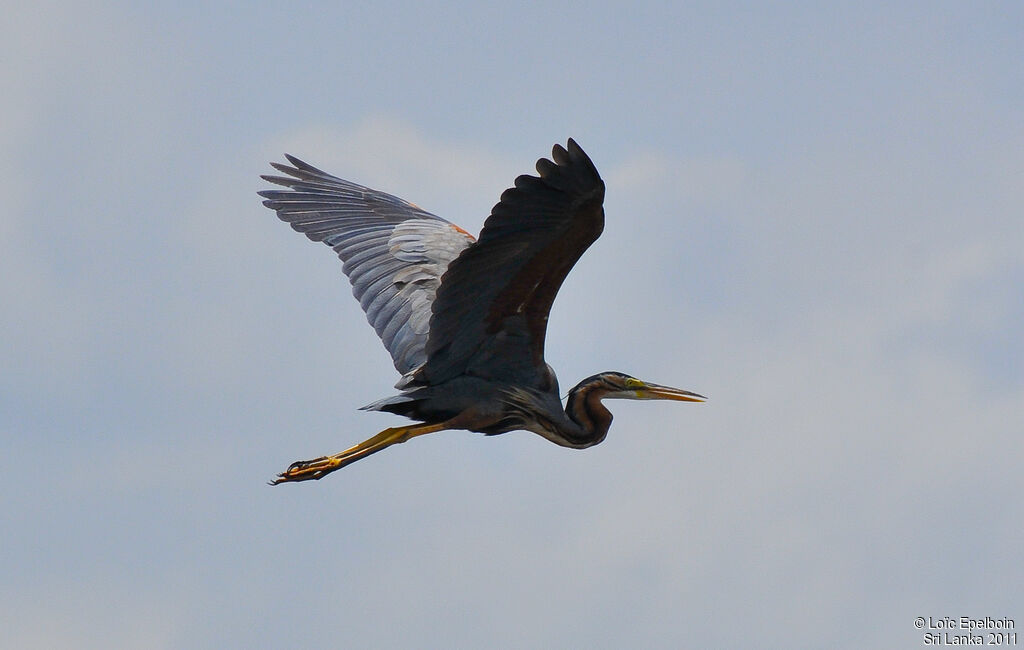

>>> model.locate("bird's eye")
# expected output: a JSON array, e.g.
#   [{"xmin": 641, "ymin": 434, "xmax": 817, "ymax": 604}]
[{"xmin": 624, "ymin": 378, "xmax": 644, "ymax": 389}]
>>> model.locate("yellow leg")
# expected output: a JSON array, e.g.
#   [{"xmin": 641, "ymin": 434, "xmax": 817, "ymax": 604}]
[{"xmin": 270, "ymin": 421, "xmax": 449, "ymax": 485}]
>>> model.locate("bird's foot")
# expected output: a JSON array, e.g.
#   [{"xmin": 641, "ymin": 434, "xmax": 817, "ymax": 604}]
[
  {"xmin": 268, "ymin": 422, "xmax": 451, "ymax": 485},
  {"xmin": 269, "ymin": 455, "xmax": 343, "ymax": 485}
]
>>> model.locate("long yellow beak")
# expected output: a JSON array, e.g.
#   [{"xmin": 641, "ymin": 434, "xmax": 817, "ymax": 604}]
[{"xmin": 637, "ymin": 382, "xmax": 707, "ymax": 402}]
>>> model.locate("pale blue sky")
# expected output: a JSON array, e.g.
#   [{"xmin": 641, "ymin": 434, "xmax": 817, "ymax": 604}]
[{"xmin": 2, "ymin": 2, "xmax": 1022, "ymax": 648}]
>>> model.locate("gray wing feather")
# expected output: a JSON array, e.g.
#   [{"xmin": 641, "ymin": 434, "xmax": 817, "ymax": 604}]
[{"xmin": 259, "ymin": 156, "xmax": 474, "ymax": 381}]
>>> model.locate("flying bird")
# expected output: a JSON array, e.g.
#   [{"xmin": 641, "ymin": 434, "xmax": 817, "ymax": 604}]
[{"xmin": 259, "ymin": 139, "xmax": 705, "ymax": 484}]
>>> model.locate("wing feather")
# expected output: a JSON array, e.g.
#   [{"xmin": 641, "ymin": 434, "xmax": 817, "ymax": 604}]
[
  {"xmin": 418, "ymin": 139, "xmax": 605, "ymax": 388},
  {"xmin": 259, "ymin": 157, "xmax": 474, "ymax": 379}
]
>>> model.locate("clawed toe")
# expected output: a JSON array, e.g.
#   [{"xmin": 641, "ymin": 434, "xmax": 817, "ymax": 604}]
[
  {"xmin": 270, "ymin": 456, "xmax": 337, "ymax": 485},
  {"xmin": 287, "ymin": 457, "xmax": 323, "ymax": 472}
]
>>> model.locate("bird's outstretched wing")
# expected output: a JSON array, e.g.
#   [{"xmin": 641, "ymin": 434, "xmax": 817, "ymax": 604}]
[
  {"xmin": 259, "ymin": 156, "xmax": 475, "ymax": 379},
  {"xmin": 417, "ymin": 139, "xmax": 605, "ymax": 388}
]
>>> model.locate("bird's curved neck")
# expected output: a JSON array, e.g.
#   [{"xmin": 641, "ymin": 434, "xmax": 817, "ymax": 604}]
[{"xmin": 561, "ymin": 381, "xmax": 613, "ymax": 448}]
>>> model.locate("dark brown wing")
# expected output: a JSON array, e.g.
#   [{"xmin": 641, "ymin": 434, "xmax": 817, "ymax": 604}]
[{"xmin": 416, "ymin": 139, "xmax": 605, "ymax": 388}]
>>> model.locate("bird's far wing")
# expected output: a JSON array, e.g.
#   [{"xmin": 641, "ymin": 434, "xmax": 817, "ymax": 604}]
[
  {"xmin": 259, "ymin": 155, "xmax": 475, "ymax": 379},
  {"xmin": 417, "ymin": 139, "xmax": 605, "ymax": 387}
]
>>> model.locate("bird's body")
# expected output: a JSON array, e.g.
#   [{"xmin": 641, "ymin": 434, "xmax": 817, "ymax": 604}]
[{"xmin": 260, "ymin": 139, "xmax": 704, "ymax": 483}]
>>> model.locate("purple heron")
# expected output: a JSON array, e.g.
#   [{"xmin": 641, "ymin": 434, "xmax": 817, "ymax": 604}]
[{"xmin": 259, "ymin": 139, "xmax": 704, "ymax": 484}]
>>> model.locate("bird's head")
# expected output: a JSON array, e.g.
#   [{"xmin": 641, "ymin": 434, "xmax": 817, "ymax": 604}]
[
  {"xmin": 575, "ymin": 371, "xmax": 706, "ymax": 403},
  {"xmin": 554, "ymin": 371, "xmax": 706, "ymax": 448}
]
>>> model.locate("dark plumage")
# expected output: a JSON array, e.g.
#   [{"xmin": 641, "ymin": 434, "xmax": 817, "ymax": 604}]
[{"xmin": 260, "ymin": 139, "xmax": 704, "ymax": 483}]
